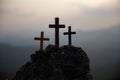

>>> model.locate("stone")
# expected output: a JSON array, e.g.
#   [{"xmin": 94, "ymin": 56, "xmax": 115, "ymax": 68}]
[{"xmin": 12, "ymin": 45, "xmax": 92, "ymax": 80}]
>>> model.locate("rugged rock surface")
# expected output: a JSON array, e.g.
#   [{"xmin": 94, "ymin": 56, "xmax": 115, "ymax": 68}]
[{"xmin": 13, "ymin": 45, "xmax": 92, "ymax": 80}]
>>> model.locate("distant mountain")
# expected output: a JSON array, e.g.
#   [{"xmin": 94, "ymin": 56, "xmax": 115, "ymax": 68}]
[
  {"xmin": 93, "ymin": 61, "xmax": 120, "ymax": 80},
  {"xmin": 0, "ymin": 43, "xmax": 36, "ymax": 74},
  {"xmin": 76, "ymin": 25, "xmax": 120, "ymax": 68},
  {"xmin": 76, "ymin": 25, "xmax": 120, "ymax": 80},
  {"xmin": 0, "ymin": 25, "xmax": 120, "ymax": 80}
]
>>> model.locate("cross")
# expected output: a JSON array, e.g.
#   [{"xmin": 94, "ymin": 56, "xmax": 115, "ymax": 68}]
[
  {"xmin": 63, "ymin": 26, "xmax": 76, "ymax": 45},
  {"xmin": 34, "ymin": 31, "xmax": 49, "ymax": 50},
  {"xmin": 49, "ymin": 17, "xmax": 65, "ymax": 48}
]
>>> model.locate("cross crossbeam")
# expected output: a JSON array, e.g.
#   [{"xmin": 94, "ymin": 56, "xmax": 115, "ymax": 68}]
[
  {"xmin": 63, "ymin": 26, "xmax": 76, "ymax": 45},
  {"xmin": 49, "ymin": 17, "xmax": 65, "ymax": 48},
  {"xmin": 34, "ymin": 31, "xmax": 49, "ymax": 50}
]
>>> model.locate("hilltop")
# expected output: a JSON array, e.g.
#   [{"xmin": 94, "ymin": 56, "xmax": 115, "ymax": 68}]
[{"xmin": 13, "ymin": 45, "xmax": 92, "ymax": 80}]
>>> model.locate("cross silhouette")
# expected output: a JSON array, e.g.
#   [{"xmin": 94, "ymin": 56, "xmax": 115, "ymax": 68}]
[
  {"xmin": 63, "ymin": 26, "xmax": 76, "ymax": 45},
  {"xmin": 49, "ymin": 17, "xmax": 65, "ymax": 48},
  {"xmin": 34, "ymin": 31, "xmax": 49, "ymax": 50}
]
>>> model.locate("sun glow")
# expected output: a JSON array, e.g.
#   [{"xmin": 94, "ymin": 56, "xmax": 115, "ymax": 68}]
[{"xmin": 0, "ymin": 0, "xmax": 119, "ymax": 32}]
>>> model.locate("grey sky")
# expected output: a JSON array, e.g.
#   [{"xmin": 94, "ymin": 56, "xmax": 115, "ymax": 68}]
[{"xmin": 0, "ymin": 0, "xmax": 120, "ymax": 45}]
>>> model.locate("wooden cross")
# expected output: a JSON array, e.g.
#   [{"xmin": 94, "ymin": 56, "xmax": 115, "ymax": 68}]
[
  {"xmin": 63, "ymin": 26, "xmax": 76, "ymax": 45},
  {"xmin": 34, "ymin": 31, "xmax": 49, "ymax": 50},
  {"xmin": 49, "ymin": 17, "xmax": 65, "ymax": 48}
]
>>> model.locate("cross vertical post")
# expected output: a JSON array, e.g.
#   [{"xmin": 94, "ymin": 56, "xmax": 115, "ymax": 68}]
[
  {"xmin": 55, "ymin": 18, "xmax": 59, "ymax": 49},
  {"xmin": 68, "ymin": 26, "xmax": 71, "ymax": 45},
  {"xmin": 40, "ymin": 32, "xmax": 44, "ymax": 50},
  {"xmin": 49, "ymin": 17, "xmax": 65, "ymax": 48},
  {"xmin": 63, "ymin": 26, "xmax": 76, "ymax": 45}
]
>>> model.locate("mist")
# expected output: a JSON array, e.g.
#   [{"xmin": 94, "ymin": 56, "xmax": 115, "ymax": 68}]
[{"xmin": 0, "ymin": 24, "xmax": 120, "ymax": 80}]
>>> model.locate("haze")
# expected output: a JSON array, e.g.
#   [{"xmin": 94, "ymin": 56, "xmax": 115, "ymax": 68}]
[{"xmin": 0, "ymin": 0, "xmax": 120, "ymax": 80}]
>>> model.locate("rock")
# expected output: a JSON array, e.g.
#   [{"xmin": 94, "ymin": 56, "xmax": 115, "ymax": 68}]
[
  {"xmin": 12, "ymin": 45, "xmax": 92, "ymax": 80},
  {"xmin": 45, "ymin": 44, "xmax": 57, "ymax": 52}
]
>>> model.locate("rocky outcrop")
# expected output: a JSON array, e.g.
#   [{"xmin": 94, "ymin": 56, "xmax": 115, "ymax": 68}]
[{"xmin": 13, "ymin": 45, "xmax": 92, "ymax": 80}]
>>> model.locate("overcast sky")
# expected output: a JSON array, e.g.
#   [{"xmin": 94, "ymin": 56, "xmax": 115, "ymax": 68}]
[{"xmin": 0, "ymin": 0, "xmax": 120, "ymax": 41}]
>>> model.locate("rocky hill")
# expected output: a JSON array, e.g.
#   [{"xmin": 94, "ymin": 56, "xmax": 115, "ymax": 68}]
[{"xmin": 12, "ymin": 45, "xmax": 92, "ymax": 80}]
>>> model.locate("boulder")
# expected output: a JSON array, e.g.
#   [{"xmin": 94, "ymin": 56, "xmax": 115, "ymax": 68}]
[{"xmin": 13, "ymin": 45, "xmax": 92, "ymax": 80}]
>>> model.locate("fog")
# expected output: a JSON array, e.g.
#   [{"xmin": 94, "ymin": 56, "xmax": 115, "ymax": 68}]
[{"xmin": 0, "ymin": 24, "xmax": 120, "ymax": 80}]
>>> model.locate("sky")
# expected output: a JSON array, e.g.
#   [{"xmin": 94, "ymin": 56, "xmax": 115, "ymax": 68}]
[
  {"xmin": 0, "ymin": 0, "xmax": 120, "ymax": 45},
  {"xmin": 0, "ymin": 1, "xmax": 120, "ymax": 79}
]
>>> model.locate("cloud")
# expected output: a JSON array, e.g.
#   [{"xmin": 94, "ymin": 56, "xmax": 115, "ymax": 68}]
[
  {"xmin": 61, "ymin": 3, "xmax": 120, "ymax": 31},
  {"xmin": 0, "ymin": 0, "xmax": 120, "ymax": 32},
  {"xmin": 1, "ymin": 0, "xmax": 119, "ymax": 18},
  {"xmin": 0, "ymin": 9, "xmax": 34, "ymax": 17},
  {"xmin": 84, "ymin": 7, "xmax": 120, "ymax": 16},
  {"xmin": 78, "ymin": 0, "xmax": 120, "ymax": 8}
]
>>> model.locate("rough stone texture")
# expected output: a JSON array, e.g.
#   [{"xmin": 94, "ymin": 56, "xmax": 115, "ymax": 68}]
[{"xmin": 13, "ymin": 45, "xmax": 92, "ymax": 80}]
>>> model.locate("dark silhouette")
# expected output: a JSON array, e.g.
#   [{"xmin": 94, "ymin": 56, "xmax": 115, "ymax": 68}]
[
  {"xmin": 12, "ymin": 17, "xmax": 92, "ymax": 80},
  {"xmin": 49, "ymin": 17, "xmax": 65, "ymax": 48},
  {"xmin": 13, "ymin": 45, "xmax": 92, "ymax": 80},
  {"xmin": 64, "ymin": 26, "xmax": 76, "ymax": 45},
  {"xmin": 34, "ymin": 31, "xmax": 49, "ymax": 50}
]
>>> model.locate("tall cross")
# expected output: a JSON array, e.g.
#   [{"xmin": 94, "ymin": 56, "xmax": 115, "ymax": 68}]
[
  {"xmin": 63, "ymin": 26, "xmax": 76, "ymax": 45},
  {"xmin": 49, "ymin": 17, "xmax": 65, "ymax": 48},
  {"xmin": 34, "ymin": 31, "xmax": 49, "ymax": 50}
]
